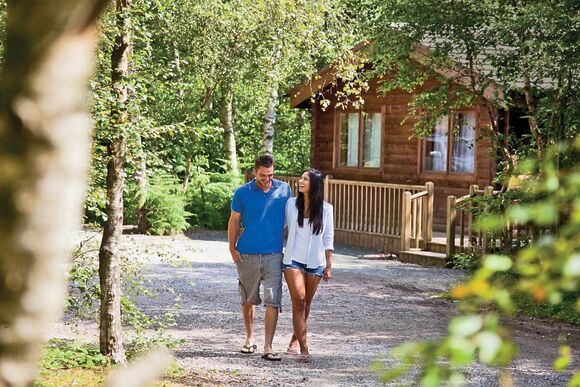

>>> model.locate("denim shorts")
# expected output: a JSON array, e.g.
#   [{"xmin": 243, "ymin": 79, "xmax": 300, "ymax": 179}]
[{"xmin": 282, "ymin": 260, "xmax": 324, "ymax": 277}]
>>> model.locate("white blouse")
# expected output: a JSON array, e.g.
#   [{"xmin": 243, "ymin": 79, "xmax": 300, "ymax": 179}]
[
  {"xmin": 292, "ymin": 218, "xmax": 312, "ymax": 264},
  {"xmin": 284, "ymin": 197, "xmax": 334, "ymax": 268}
]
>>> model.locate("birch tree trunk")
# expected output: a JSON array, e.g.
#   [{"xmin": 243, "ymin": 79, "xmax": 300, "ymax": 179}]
[
  {"xmin": 98, "ymin": 0, "xmax": 131, "ymax": 364},
  {"xmin": 261, "ymin": 82, "xmax": 279, "ymax": 155},
  {"xmin": 261, "ymin": 45, "xmax": 281, "ymax": 155},
  {"xmin": 134, "ymin": 133, "xmax": 148, "ymax": 234},
  {"xmin": 0, "ymin": 1, "xmax": 107, "ymax": 385},
  {"xmin": 221, "ymin": 86, "xmax": 239, "ymax": 176}
]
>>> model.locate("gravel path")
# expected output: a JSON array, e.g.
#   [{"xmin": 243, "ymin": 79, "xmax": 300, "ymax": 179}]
[{"xmin": 53, "ymin": 229, "xmax": 578, "ymax": 386}]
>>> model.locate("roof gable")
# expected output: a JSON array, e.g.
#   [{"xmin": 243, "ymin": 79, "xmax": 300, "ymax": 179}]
[{"xmin": 289, "ymin": 42, "xmax": 505, "ymax": 108}]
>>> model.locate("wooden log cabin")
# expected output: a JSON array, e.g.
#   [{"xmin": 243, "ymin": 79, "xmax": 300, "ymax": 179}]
[{"xmin": 288, "ymin": 46, "xmax": 501, "ymax": 235}]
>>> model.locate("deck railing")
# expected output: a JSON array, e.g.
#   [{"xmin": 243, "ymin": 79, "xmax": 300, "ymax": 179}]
[
  {"xmin": 446, "ymin": 185, "xmax": 496, "ymax": 257},
  {"xmin": 244, "ymin": 172, "xmax": 434, "ymax": 251},
  {"xmin": 447, "ymin": 185, "xmax": 552, "ymax": 258},
  {"xmin": 401, "ymin": 183, "xmax": 434, "ymax": 250},
  {"xmin": 326, "ymin": 179, "xmax": 430, "ymax": 241}
]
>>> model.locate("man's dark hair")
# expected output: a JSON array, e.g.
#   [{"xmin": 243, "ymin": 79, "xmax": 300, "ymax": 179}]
[{"xmin": 254, "ymin": 154, "xmax": 274, "ymax": 169}]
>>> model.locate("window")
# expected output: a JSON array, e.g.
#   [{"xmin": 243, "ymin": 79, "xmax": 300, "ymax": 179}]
[
  {"xmin": 423, "ymin": 112, "xmax": 476, "ymax": 174},
  {"xmin": 339, "ymin": 111, "xmax": 381, "ymax": 168}
]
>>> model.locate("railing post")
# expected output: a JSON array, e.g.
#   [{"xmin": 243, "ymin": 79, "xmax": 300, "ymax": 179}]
[
  {"xmin": 425, "ymin": 182, "xmax": 434, "ymax": 243},
  {"xmin": 323, "ymin": 175, "xmax": 330, "ymax": 202},
  {"xmin": 446, "ymin": 195, "xmax": 457, "ymax": 258},
  {"xmin": 468, "ymin": 184, "xmax": 478, "ymax": 246},
  {"xmin": 400, "ymin": 191, "xmax": 412, "ymax": 251},
  {"xmin": 481, "ymin": 186, "xmax": 494, "ymax": 255}
]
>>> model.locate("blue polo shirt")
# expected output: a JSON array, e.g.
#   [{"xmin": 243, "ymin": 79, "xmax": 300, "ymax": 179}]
[{"xmin": 231, "ymin": 179, "xmax": 291, "ymax": 254}]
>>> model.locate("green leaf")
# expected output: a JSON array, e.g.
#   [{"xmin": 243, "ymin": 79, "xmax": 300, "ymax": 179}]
[
  {"xmin": 475, "ymin": 215, "xmax": 504, "ymax": 232},
  {"xmin": 477, "ymin": 331, "xmax": 502, "ymax": 364},
  {"xmin": 554, "ymin": 356, "xmax": 570, "ymax": 371},
  {"xmin": 483, "ymin": 255, "xmax": 512, "ymax": 272},
  {"xmin": 563, "ymin": 254, "xmax": 580, "ymax": 278},
  {"xmin": 494, "ymin": 290, "xmax": 513, "ymax": 312},
  {"xmin": 448, "ymin": 372, "xmax": 466, "ymax": 387},
  {"xmin": 532, "ymin": 202, "xmax": 558, "ymax": 225},
  {"xmin": 568, "ymin": 371, "xmax": 580, "ymax": 386},
  {"xmin": 449, "ymin": 315, "xmax": 483, "ymax": 337},
  {"xmin": 542, "ymin": 175, "xmax": 559, "ymax": 192},
  {"xmin": 421, "ymin": 368, "xmax": 441, "ymax": 387},
  {"xmin": 448, "ymin": 337, "xmax": 476, "ymax": 365},
  {"xmin": 506, "ymin": 205, "xmax": 531, "ymax": 224}
]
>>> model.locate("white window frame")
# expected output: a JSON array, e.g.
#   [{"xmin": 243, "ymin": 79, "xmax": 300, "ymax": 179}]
[
  {"xmin": 422, "ymin": 111, "xmax": 477, "ymax": 175},
  {"xmin": 337, "ymin": 111, "xmax": 382, "ymax": 169}
]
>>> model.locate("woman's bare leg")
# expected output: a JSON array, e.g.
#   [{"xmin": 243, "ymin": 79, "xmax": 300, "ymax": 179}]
[
  {"xmin": 285, "ymin": 270, "xmax": 322, "ymax": 358},
  {"xmin": 304, "ymin": 273, "xmax": 321, "ymax": 321},
  {"xmin": 284, "ymin": 269, "xmax": 308, "ymax": 354}
]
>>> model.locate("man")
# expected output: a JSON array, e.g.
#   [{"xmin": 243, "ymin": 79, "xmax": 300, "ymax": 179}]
[{"xmin": 228, "ymin": 154, "xmax": 291, "ymax": 361}]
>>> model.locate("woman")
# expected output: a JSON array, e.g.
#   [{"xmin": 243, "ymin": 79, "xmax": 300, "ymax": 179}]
[{"xmin": 283, "ymin": 168, "xmax": 334, "ymax": 363}]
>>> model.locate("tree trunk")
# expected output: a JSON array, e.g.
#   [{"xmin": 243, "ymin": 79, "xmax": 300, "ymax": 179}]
[
  {"xmin": 0, "ymin": 1, "xmax": 107, "ymax": 385},
  {"xmin": 523, "ymin": 75, "xmax": 543, "ymax": 161},
  {"xmin": 221, "ymin": 86, "xmax": 239, "ymax": 176},
  {"xmin": 261, "ymin": 45, "xmax": 281, "ymax": 156},
  {"xmin": 99, "ymin": 138, "xmax": 126, "ymax": 364},
  {"xmin": 261, "ymin": 82, "xmax": 279, "ymax": 155},
  {"xmin": 183, "ymin": 156, "xmax": 192, "ymax": 192},
  {"xmin": 135, "ymin": 134, "xmax": 148, "ymax": 234},
  {"xmin": 98, "ymin": 0, "xmax": 132, "ymax": 365}
]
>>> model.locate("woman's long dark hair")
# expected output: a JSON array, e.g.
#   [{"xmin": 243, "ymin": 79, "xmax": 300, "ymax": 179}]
[{"xmin": 296, "ymin": 168, "xmax": 324, "ymax": 235}]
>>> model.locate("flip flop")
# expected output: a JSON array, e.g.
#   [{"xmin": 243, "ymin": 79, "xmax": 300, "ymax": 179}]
[
  {"xmin": 261, "ymin": 352, "xmax": 282, "ymax": 361},
  {"xmin": 297, "ymin": 354, "xmax": 311, "ymax": 363},
  {"xmin": 240, "ymin": 344, "xmax": 257, "ymax": 354},
  {"xmin": 286, "ymin": 346, "xmax": 298, "ymax": 355}
]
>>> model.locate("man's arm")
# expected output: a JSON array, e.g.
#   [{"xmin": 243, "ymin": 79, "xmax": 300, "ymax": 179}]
[{"xmin": 228, "ymin": 211, "xmax": 243, "ymax": 263}]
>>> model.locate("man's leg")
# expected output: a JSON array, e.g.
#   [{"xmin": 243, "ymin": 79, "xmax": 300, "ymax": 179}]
[
  {"xmin": 236, "ymin": 254, "xmax": 261, "ymax": 351},
  {"xmin": 261, "ymin": 253, "xmax": 283, "ymax": 355},
  {"xmin": 241, "ymin": 303, "xmax": 255, "ymax": 347},
  {"xmin": 263, "ymin": 305, "xmax": 279, "ymax": 354}
]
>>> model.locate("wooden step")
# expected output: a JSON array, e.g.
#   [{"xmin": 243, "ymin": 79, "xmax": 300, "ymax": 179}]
[
  {"xmin": 397, "ymin": 249, "xmax": 448, "ymax": 268},
  {"xmin": 426, "ymin": 242, "xmax": 447, "ymax": 254}
]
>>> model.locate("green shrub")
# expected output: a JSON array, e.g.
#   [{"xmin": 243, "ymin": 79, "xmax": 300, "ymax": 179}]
[
  {"xmin": 448, "ymin": 252, "xmax": 480, "ymax": 272},
  {"xmin": 84, "ymin": 185, "xmax": 107, "ymax": 226},
  {"xmin": 40, "ymin": 339, "xmax": 108, "ymax": 370},
  {"xmin": 145, "ymin": 174, "xmax": 190, "ymax": 235},
  {"xmin": 123, "ymin": 184, "xmax": 138, "ymax": 226},
  {"xmin": 186, "ymin": 173, "xmax": 239, "ymax": 230}
]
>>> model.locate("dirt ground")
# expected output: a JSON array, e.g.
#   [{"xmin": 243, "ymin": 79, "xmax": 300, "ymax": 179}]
[{"xmin": 52, "ymin": 229, "xmax": 579, "ymax": 386}]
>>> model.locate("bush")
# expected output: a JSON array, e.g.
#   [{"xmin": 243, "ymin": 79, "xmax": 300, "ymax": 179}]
[
  {"xmin": 84, "ymin": 185, "xmax": 107, "ymax": 226},
  {"xmin": 40, "ymin": 339, "xmax": 109, "ymax": 370},
  {"xmin": 186, "ymin": 173, "xmax": 239, "ymax": 230},
  {"xmin": 448, "ymin": 252, "xmax": 480, "ymax": 272},
  {"xmin": 145, "ymin": 174, "xmax": 190, "ymax": 235}
]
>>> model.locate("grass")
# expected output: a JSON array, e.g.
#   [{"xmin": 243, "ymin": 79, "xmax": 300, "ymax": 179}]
[
  {"xmin": 35, "ymin": 368, "xmax": 106, "ymax": 387},
  {"xmin": 441, "ymin": 274, "xmax": 579, "ymax": 325},
  {"xmin": 511, "ymin": 290, "xmax": 580, "ymax": 325},
  {"xmin": 34, "ymin": 339, "xmax": 186, "ymax": 386}
]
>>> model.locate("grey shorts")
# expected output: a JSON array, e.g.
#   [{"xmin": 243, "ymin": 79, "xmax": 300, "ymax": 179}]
[{"xmin": 236, "ymin": 253, "xmax": 283, "ymax": 307}]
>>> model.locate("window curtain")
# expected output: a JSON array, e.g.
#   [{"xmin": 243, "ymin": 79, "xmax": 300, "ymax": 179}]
[
  {"xmin": 347, "ymin": 113, "xmax": 359, "ymax": 166},
  {"xmin": 451, "ymin": 112, "xmax": 476, "ymax": 173},
  {"xmin": 424, "ymin": 116, "xmax": 449, "ymax": 172},
  {"xmin": 363, "ymin": 112, "xmax": 381, "ymax": 167}
]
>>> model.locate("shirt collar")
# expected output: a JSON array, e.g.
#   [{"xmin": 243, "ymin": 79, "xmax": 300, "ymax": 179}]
[{"xmin": 249, "ymin": 178, "xmax": 278, "ymax": 191}]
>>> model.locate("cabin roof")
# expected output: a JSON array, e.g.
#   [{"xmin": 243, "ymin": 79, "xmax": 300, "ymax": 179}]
[{"xmin": 289, "ymin": 41, "xmax": 512, "ymax": 109}]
